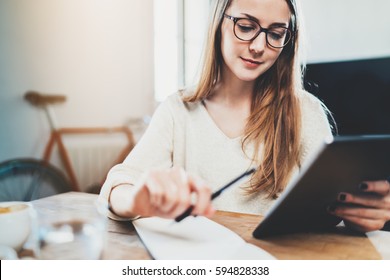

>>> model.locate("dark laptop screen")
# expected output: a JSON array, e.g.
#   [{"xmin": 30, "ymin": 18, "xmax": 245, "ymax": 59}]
[{"xmin": 304, "ymin": 56, "xmax": 390, "ymax": 135}]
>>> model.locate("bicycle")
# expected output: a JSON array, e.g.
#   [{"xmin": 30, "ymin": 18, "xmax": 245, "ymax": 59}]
[
  {"xmin": 0, "ymin": 158, "xmax": 71, "ymax": 202},
  {"xmin": 22, "ymin": 90, "xmax": 137, "ymax": 192}
]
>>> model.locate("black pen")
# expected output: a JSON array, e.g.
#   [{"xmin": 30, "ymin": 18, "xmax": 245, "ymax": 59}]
[{"xmin": 174, "ymin": 167, "xmax": 256, "ymax": 222}]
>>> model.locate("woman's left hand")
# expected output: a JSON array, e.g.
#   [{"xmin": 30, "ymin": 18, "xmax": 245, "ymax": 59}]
[{"xmin": 328, "ymin": 179, "xmax": 390, "ymax": 232}]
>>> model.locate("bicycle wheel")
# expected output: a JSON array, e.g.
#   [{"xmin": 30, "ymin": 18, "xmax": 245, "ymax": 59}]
[{"xmin": 0, "ymin": 158, "xmax": 72, "ymax": 202}]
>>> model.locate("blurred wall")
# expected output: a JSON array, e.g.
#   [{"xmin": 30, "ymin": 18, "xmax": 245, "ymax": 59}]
[
  {"xmin": 0, "ymin": 0, "xmax": 154, "ymax": 161},
  {"xmin": 1, "ymin": 0, "xmax": 390, "ymax": 161},
  {"xmin": 301, "ymin": 0, "xmax": 390, "ymax": 63}
]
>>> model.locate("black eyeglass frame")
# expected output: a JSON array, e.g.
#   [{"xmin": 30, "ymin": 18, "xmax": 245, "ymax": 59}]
[{"xmin": 224, "ymin": 14, "xmax": 294, "ymax": 49}]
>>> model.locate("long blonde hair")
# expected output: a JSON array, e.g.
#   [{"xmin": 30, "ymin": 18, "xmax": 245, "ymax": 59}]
[{"xmin": 183, "ymin": 0, "xmax": 303, "ymax": 198}]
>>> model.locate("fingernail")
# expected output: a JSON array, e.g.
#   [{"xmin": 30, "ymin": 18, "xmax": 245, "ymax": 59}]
[
  {"xmin": 359, "ymin": 183, "xmax": 368, "ymax": 190},
  {"xmin": 338, "ymin": 193, "xmax": 347, "ymax": 201},
  {"xmin": 327, "ymin": 205, "xmax": 336, "ymax": 213}
]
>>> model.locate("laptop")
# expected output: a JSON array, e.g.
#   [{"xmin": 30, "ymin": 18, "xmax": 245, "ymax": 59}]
[{"xmin": 252, "ymin": 135, "xmax": 390, "ymax": 239}]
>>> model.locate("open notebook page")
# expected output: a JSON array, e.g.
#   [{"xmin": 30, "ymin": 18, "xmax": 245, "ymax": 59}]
[{"xmin": 133, "ymin": 216, "xmax": 275, "ymax": 260}]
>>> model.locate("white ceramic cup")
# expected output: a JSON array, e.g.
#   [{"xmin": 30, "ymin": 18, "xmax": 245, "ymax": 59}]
[
  {"xmin": 0, "ymin": 244, "xmax": 18, "ymax": 260},
  {"xmin": 0, "ymin": 202, "xmax": 34, "ymax": 251}
]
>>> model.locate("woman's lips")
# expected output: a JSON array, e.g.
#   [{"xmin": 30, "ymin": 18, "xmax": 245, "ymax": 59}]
[{"xmin": 241, "ymin": 57, "xmax": 262, "ymax": 68}]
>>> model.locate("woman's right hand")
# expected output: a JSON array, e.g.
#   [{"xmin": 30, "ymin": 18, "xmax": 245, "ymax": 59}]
[{"xmin": 109, "ymin": 167, "xmax": 215, "ymax": 219}]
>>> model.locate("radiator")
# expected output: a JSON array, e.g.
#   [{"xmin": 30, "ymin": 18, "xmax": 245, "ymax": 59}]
[{"xmin": 65, "ymin": 135, "xmax": 129, "ymax": 192}]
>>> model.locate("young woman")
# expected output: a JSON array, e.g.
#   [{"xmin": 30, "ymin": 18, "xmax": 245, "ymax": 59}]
[{"xmin": 99, "ymin": 0, "xmax": 390, "ymax": 232}]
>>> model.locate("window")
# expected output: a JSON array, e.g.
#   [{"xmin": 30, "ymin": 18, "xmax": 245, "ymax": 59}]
[{"xmin": 153, "ymin": 0, "xmax": 211, "ymax": 102}]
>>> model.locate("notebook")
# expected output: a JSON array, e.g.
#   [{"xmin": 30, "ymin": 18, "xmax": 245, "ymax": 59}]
[{"xmin": 133, "ymin": 216, "xmax": 275, "ymax": 260}]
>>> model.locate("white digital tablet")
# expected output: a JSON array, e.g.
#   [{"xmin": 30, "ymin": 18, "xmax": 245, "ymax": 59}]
[{"xmin": 253, "ymin": 135, "xmax": 390, "ymax": 239}]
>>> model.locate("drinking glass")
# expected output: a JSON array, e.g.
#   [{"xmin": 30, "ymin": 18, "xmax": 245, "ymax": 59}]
[{"xmin": 38, "ymin": 199, "xmax": 108, "ymax": 260}]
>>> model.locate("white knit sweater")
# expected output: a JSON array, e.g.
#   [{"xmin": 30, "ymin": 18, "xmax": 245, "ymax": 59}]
[{"xmin": 99, "ymin": 89, "xmax": 333, "ymax": 218}]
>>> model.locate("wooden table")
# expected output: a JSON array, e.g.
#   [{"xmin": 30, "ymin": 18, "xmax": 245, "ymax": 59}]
[{"xmin": 31, "ymin": 192, "xmax": 385, "ymax": 260}]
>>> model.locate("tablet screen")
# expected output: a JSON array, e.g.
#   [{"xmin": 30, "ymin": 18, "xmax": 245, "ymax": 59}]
[{"xmin": 253, "ymin": 135, "xmax": 390, "ymax": 238}]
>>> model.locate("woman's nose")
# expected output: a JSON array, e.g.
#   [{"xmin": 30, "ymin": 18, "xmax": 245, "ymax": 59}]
[{"xmin": 249, "ymin": 32, "xmax": 267, "ymax": 54}]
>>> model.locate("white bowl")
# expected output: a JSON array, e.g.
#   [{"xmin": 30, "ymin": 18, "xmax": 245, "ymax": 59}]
[{"xmin": 0, "ymin": 202, "xmax": 33, "ymax": 251}]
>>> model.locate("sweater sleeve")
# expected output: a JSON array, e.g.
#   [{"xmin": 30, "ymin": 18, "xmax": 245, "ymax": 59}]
[
  {"xmin": 299, "ymin": 91, "xmax": 334, "ymax": 167},
  {"xmin": 98, "ymin": 97, "xmax": 175, "ymax": 220}
]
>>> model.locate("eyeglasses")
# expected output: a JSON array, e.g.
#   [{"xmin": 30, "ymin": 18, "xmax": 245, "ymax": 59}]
[{"xmin": 224, "ymin": 14, "xmax": 293, "ymax": 48}]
